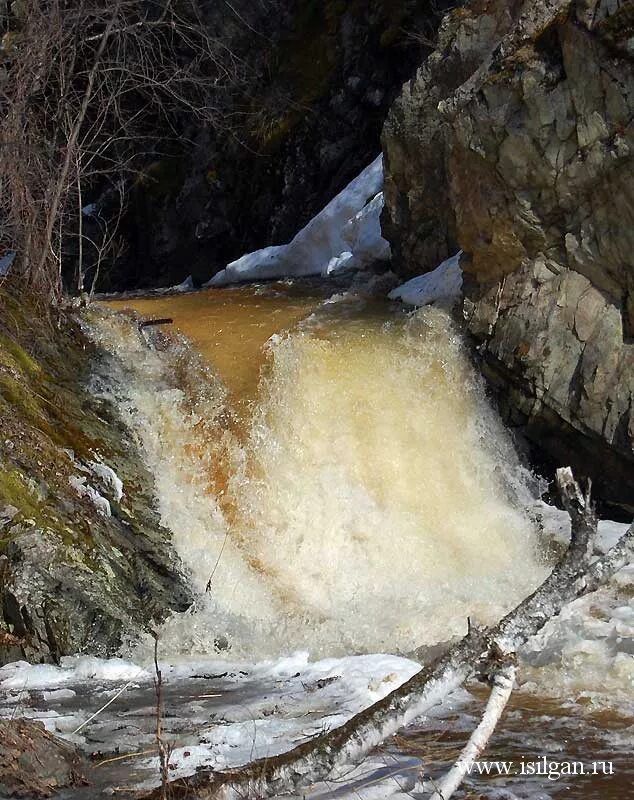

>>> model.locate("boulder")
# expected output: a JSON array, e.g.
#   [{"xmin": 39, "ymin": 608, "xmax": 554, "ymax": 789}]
[{"xmin": 0, "ymin": 719, "xmax": 86, "ymax": 797}]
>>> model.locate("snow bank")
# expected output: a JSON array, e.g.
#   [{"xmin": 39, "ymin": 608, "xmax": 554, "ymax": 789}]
[
  {"xmin": 0, "ymin": 657, "xmax": 148, "ymax": 690},
  {"xmin": 206, "ymin": 156, "xmax": 390, "ymax": 286},
  {"xmin": 389, "ymin": 252, "xmax": 463, "ymax": 307}
]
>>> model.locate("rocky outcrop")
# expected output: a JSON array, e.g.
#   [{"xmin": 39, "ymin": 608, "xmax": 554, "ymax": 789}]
[
  {"xmin": 0, "ymin": 719, "xmax": 86, "ymax": 797},
  {"xmin": 383, "ymin": 0, "xmax": 634, "ymax": 512},
  {"xmin": 107, "ymin": 0, "xmax": 454, "ymax": 291},
  {"xmin": 0, "ymin": 289, "xmax": 192, "ymax": 664}
]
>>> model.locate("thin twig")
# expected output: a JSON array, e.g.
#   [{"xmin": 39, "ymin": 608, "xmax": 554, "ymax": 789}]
[
  {"xmin": 72, "ymin": 673, "xmax": 145, "ymax": 735},
  {"xmin": 153, "ymin": 634, "xmax": 172, "ymax": 800}
]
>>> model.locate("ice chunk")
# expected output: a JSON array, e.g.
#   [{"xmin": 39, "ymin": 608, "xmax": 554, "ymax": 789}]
[
  {"xmin": 206, "ymin": 157, "xmax": 390, "ymax": 286},
  {"xmin": 389, "ymin": 252, "xmax": 463, "ymax": 307}
]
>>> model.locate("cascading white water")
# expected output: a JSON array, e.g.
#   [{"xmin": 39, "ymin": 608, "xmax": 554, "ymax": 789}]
[
  {"xmin": 89, "ymin": 293, "xmax": 549, "ymax": 660},
  {"xmin": 1, "ymin": 288, "xmax": 629, "ymax": 800}
]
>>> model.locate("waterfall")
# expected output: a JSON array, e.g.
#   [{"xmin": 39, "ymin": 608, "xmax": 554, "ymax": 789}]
[{"xmin": 89, "ymin": 291, "xmax": 547, "ymax": 660}]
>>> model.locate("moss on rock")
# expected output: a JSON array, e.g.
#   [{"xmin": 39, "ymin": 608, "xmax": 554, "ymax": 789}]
[{"xmin": 0, "ymin": 288, "xmax": 192, "ymax": 665}]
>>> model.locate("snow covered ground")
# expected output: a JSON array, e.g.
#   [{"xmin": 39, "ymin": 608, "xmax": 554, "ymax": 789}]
[
  {"xmin": 0, "ymin": 652, "xmax": 421, "ymax": 795},
  {"xmin": 206, "ymin": 156, "xmax": 390, "ymax": 286},
  {"xmin": 389, "ymin": 252, "xmax": 463, "ymax": 307}
]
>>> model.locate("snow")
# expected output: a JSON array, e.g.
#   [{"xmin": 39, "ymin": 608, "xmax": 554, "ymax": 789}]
[
  {"xmin": 0, "ymin": 651, "xmax": 421, "ymax": 793},
  {"xmin": 0, "ymin": 657, "xmax": 148, "ymax": 690},
  {"xmin": 69, "ymin": 475, "xmax": 112, "ymax": 516},
  {"xmin": 206, "ymin": 156, "xmax": 390, "ymax": 286},
  {"xmin": 88, "ymin": 460, "xmax": 124, "ymax": 502},
  {"xmin": 0, "ymin": 651, "xmax": 417, "ymax": 705},
  {"xmin": 172, "ymin": 275, "xmax": 195, "ymax": 292},
  {"xmin": 596, "ymin": 519, "xmax": 631, "ymax": 554},
  {"xmin": 43, "ymin": 689, "xmax": 77, "ymax": 702},
  {"xmin": 531, "ymin": 501, "xmax": 631, "ymax": 561},
  {"xmin": 93, "ymin": 275, "xmax": 194, "ymax": 301},
  {"xmin": 389, "ymin": 252, "xmax": 463, "ymax": 307},
  {"xmin": 137, "ymin": 653, "xmax": 420, "ymax": 784}
]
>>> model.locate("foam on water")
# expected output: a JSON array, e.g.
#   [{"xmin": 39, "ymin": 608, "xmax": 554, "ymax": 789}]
[
  {"xmin": 3, "ymin": 290, "xmax": 632, "ymax": 798},
  {"xmin": 519, "ymin": 568, "xmax": 634, "ymax": 714},
  {"xmin": 87, "ymin": 299, "xmax": 548, "ymax": 659}
]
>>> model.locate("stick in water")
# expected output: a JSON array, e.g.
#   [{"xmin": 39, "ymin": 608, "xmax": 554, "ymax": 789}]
[{"xmin": 424, "ymin": 663, "xmax": 517, "ymax": 799}]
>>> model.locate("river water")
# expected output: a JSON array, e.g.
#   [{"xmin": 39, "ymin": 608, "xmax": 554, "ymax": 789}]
[
  {"xmin": 1, "ymin": 283, "xmax": 632, "ymax": 798},
  {"xmin": 102, "ymin": 284, "xmax": 546, "ymax": 658}
]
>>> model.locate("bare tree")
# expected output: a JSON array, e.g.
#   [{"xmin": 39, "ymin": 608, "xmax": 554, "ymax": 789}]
[{"xmin": 0, "ymin": 0, "xmax": 251, "ymax": 304}]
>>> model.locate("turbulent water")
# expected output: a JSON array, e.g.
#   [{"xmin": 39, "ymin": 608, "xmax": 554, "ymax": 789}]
[
  {"xmin": 7, "ymin": 282, "xmax": 628, "ymax": 799},
  {"xmin": 95, "ymin": 287, "xmax": 547, "ymax": 660}
]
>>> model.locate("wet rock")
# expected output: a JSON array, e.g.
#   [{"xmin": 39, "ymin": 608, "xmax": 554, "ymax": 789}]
[
  {"xmin": 0, "ymin": 294, "xmax": 193, "ymax": 664},
  {"xmin": 0, "ymin": 718, "xmax": 86, "ymax": 797},
  {"xmin": 383, "ymin": 0, "xmax": 634, "ymax": 512},
  {"xmin": 0, "ymin": 506, "xmax": 18, "ymax": 529}
]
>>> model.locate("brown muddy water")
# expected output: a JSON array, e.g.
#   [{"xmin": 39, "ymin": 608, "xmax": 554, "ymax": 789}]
[{"xmin": 108, "ymin": 285, "xmax": 328, "ymax": 404}]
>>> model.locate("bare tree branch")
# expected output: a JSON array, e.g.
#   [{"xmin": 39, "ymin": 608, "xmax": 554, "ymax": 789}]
[
  {"xmin": 0, "ymin": 0, "xmax": 253, "ymax": 303},
  {"xmin": 424, "ymin": 663, "xmax": 516, "ymax": 800}
]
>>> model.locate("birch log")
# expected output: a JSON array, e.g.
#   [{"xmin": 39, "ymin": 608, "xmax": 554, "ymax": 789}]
[{"xmin": 425, "ymin": 663, "xmax": 517, "ymax": 800}]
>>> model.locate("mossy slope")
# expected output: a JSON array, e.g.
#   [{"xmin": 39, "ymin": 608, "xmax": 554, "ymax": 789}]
[{"xmin": 0, "ymin": 289, "xmax": 192, "ymax": 664}]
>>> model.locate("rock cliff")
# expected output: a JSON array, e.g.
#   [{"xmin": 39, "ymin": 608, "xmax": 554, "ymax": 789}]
[
  {"xmin": 383, "ymin": 0, "xmax": 634, "ymax": 513},
  {"xmin": 109, "ymin": 0, "xmax": 453, "ymax": 290},
  {"xmin": 0, "ymin": 289, "xmax": 192, "ymax": 664}
]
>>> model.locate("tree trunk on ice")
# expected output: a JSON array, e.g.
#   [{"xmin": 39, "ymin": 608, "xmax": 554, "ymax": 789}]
[{"xmin": 145, "ymin": 469, "xmax": 634, "ymax": 800}]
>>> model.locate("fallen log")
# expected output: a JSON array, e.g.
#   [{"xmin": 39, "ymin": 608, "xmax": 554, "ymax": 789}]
[{"xmin": 145, "ymin": 468, "xmax": 633, "ymax": 799}]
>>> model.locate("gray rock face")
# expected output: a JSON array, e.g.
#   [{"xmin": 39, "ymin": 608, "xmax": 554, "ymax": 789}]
[
  {"xmin": 0, "ymin": 719, "xmax": 86, "ymax": 797},
  {"xmin": 383, "ymin": 0, "xmax": 634, "ymax": 512},
  {"xmin": 0, "ymin": 301, "xmax": 193, "ymax": 665}
]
